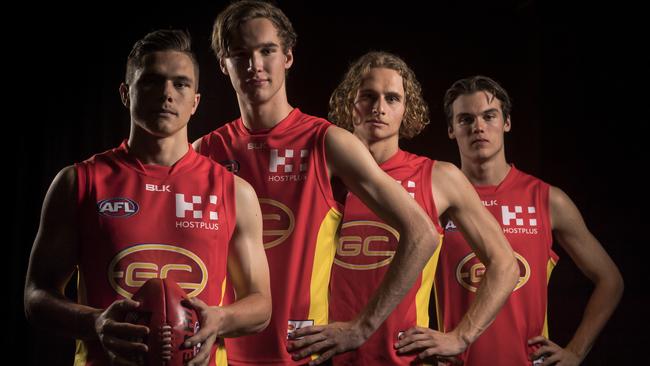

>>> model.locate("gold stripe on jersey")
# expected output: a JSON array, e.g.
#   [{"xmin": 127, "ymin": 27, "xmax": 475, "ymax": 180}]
[
  {"xmin": 215, "ymin": 343, "xmax": 227, "ymax": 365},
  {"xmin": 219, "ymin": 276, "xmax": 226, "ymax": 306},
  {"xmin": 308, "ymin": 207, "xmax": 342, "ymax": 326},
  {"xmin": 416, "ymin": 234, "xmax": 444, "ymax": 327},
  {"xmin": 74, "ymin": 269, "xmax": 89, "ymax": 366},
  {"xmin": 74, "ymin": 340, "xmax": 87, "ymax": 366},
  {"xmin": 543, "ymin": 257, "xmax": 558, "ymax": 338}
]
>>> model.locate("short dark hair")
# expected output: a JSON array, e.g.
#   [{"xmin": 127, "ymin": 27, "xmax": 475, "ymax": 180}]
[
  {"xmin": 212, "ymin": 0, "xmax": 297, "ymax": 59},
  {"xmin": 125, "ymin": 29, "xmax": 199, "ymax": 90},
  {"xmin": 443, "ymin": 75, "xmax": 511, "ymax": 126}
]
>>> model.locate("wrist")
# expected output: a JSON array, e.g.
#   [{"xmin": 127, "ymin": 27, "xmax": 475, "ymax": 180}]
[
  {"xmin": 81, "ymin": 308, "xmax": 104, "ymax": 340},
  {"xmin": 565, "ymin": 343, "xmax": 587, "ymax": 362},
  {"xmin": 448, "ymin": 327, "xmax": 471, "ymax": 351}
]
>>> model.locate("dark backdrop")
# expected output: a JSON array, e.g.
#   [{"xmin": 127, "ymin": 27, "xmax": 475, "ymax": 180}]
[{"xmin": 11, "ymin": 1, "xmax": 645, "ymax": 364}]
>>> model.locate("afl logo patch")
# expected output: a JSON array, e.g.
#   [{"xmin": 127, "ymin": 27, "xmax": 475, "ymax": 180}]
[
  {"xmin": 220, "ymin": 160, "xmax": 240, "ymax": 174},
  {"xmin": 98, "ymin": 198, "xmax": 139, "ymax": 217}
]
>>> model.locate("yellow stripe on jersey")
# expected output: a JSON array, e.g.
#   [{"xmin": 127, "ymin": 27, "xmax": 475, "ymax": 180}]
[
  {"xmin": 416, "ymin": 234, "xmax": 444, "ymax": 327},
  {"xmin": 215, "ymin": 342, "xmax": 228, "ymax": 365},
  {"xmin": 74, "ymin": 340, "xmax": 87, "ymax": 366},
  {"xmin": 308, "ymin": 207, "xmax": 342, "ymax": 326},
  {"xmin": 542, "ymin": 256, "xmax": 558, "ymax": 338},
  {"xmin": 219, "ymin": 276, "xmax": 227, "ymax": 306},
  {"xmin": 74, "ymin": 269, "xmax": 88, "ymax": 366},
  {"xmin": 431, "ymin": 239, "xmax": 446, "ymax": 332}
]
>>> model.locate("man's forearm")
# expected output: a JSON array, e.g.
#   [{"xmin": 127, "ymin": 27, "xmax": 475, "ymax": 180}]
[
  {"xmin": 218, "ymin": 292, "xmax": 271, "ymax": 338},
  {"xmin": 25, "ymin": 286, "xmax": 100, "ymax": 340},
  {"xmin": 565, "ymin": 275, "xmax": 623, "ymax": 360},
  {"xmin": 355, "ymin": 225, "xmax": 438, "ymax": 338},
  {"xmin": 453, "ymin": 255, "xmax": 518, "ymax": 344}
]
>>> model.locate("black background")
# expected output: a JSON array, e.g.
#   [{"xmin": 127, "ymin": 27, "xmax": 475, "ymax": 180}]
[{"xmin": 11, "ymin": 1, "xmax": 646, "ymax": 364}]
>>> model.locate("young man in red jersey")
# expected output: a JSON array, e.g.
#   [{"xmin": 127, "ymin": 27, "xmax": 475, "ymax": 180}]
[
  {"xmin": 324, "ymin": 52, "xmax": 518, "ymax": 365},
  {"xmin": 397, "ymin": 75, "xmax": 624, "ymax": 366},
  {"xmin": 193, "ymin": 2, "xmax": 461, "ymax": 365},
  {"xmin": 24, "ymin": 29, "xmax": 271, "ymax": 366}
]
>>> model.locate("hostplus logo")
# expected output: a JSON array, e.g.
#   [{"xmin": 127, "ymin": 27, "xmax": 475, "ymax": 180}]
[
  {"xmin": 501, "ymin": 205, "xmax": 539, "ymax": 235},
  {"xmin": 175, "ymin": 194, "xmax": 219, "ymax": 231},
  {"xmin": 268, "ymin": 148, "xmax": 309, "ymax": 183},
  {"xmin": 445, "ymin": 201, "xmax": 540, "ymax": 235}
]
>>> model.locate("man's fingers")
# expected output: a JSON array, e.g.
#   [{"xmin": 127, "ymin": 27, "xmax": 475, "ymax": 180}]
[
  {"xmin": 291, "ymin": 339, "xmax": 331, "ymax": 361},
  {"xmin": 530, "ymin": 345, "xmax": 554, "ymax": 360},
  {"xmin": 290, "ymin": 325, "xmax": 326, "ymax": 339},
  {"xmin": 527, "ymin": 336, "xmax": 548, "ymax": 345},
  {"xmin": 184, "ymin": 326, "xmax": 212, "ymax": 348},
  {"xmin": 287, "ymin": 332, "xmax": 328, "ymax": 351},
  {"xmin": 103, "ymin": 334, "xmax": 148, "ymax": 356},
  {"xmin": 186, "ymin": 334, "xmax": 216, "ymax": 366},
  {"xmin": 309, "ymin": 348, "xmax": 337, "ymax": 365},
  {"xmin": 395, "ymin": 333, "xmax": 431, "ymax": 349},
  {"xmin": 103, "ymin": 319, "xmax": 149, "ymax": 339}
]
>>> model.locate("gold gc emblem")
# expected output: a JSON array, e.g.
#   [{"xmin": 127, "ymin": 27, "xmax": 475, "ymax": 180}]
[
  {"xmin": 259, "ymin": 198, "xmax": 295, "ymax": 249},
  {"xmin": 456, "ymin": 251, "xmax": 530, "ymax": 292},
  {"xmin": 334, "ymin": 221, "xmax": 399, "ymax": 270}
]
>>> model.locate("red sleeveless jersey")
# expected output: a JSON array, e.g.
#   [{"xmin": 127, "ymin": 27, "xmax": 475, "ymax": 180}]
[
  {"xmin": 329, "ymin": 149, "xmax": 443, "ymax": 365},
  {"xmin": 435, "ymin": 166, "xmax": 557, "ymax": 366},
  {"xmin": 199, "ymin": 109, "xmax": 342, "ymax": 365},
  {"xmin": 73, "ymin": 141, "xmax": 235, "ymax": 366}
]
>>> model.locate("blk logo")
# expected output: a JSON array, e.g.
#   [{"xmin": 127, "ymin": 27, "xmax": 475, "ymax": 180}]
[
  {"xmin": 501, "ymin": 205, "xmax": 537, "ymax": 226},
  {"xmin": 146, "ymin": 184, "xmax": 171, "ymax": 192},
  {"xmin": 98, "ymin": 198, "xmax": 139, "ymax": 217},
  {"xmin": 269, "ymin": 148, "xmax": 309, "ymax": 173},
  {"xmin": 176, "ymin": 194, "xmax": 218, "ymax": 220}
]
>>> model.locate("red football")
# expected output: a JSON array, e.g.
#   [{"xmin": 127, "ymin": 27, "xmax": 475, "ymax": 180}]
[{"xmin": 126, "ymin": 278, "xmax": 201, "ymax": 365}]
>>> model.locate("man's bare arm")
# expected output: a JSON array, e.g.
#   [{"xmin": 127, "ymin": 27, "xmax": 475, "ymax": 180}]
[
  {"xmin": 288, "ymin": 126, "xmax": 440, "ymax": 364},
  {"xmin": 184, "ymin": 176, "xmax": 271, "ymax": 366},
  {"xmin": 24, "ymin": 166, "xmax": 148, "ymax": 363},
  {"xmin": 528, "ymin": 186, "xmax": 623, "ymax": 365}
]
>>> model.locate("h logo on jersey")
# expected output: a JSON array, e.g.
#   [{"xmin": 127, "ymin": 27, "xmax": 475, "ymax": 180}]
[
  {"xmin": 176, "ymin": 194, "xmax": 218, "ymax": 220},
  {"xmin": 397, "ymin": 180, "xmax": 416, "ymax": 198},
  {"xmin": 501, "ymin": 205, "xmax": 537, "ymax": 226},
  {"xmin": 269, "ymin": 149, "xmax": 309, "ymax": 173}
]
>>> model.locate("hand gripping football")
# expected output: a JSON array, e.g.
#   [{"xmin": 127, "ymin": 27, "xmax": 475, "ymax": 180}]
[{"xmin": 126, "ymin": 278, "xmax": 201, "ymax": 365}]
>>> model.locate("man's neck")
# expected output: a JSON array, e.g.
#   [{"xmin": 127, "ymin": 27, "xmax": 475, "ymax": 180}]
[
  {"xmin": 127, "ymin": 126, "xmax": 189, "ymax": 166},
  {"xmin": 365, "ymin": 137, "xmax": 399, "ymax": 165},
  {"xmin": 461, "ymin": 153, "xmax": 511, "ymax": 187},
  {"xmin": 237, "ymin": 94, "xmax": 294, "ymax": 131}
]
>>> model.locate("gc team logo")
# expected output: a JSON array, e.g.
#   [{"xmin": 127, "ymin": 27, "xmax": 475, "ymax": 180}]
[
  {"xmin": 108, "ymin": 244, "xmax": 208, "ymax": 298},
  {"xmin": 456, "ymin": 251, "xmax": 530, "ymax": 292},
  {"xmin": 97, "ymin": 198, "xmax": 139, "ymax": 218},
  {"xmin": 334, "ymin": 221, "xmax": 399, "ymax": 270},
  {"xmin": 259, "ymin": 198, "xmax": 295, "ymax": 249}
]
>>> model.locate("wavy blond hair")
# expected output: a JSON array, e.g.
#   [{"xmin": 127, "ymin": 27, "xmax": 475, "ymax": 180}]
[{"xmin": 329, "ymin": 51, "xmax": 429, "ymax": 139}]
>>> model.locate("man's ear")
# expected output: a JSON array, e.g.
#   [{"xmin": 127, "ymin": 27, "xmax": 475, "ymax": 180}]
[
  {"xmin": 119, "ymin": 83, "xmax": 129, "ymax": 108},
  {"xmin": 219, "ymin": 57, "xmax": 229, "ymax": 75},
  {"xmin": 284, "ymin": 48, "xmax": 294, "ymax": 70},
  {"xmin": 448, "ymin": 124, "xmax": 456, "ymax": 140},
  {"xmin": 504, "ymin": 116, "xmax": 511, "ymax": 132}
]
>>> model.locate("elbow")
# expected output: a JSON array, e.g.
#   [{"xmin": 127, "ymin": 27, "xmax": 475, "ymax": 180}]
[
  {"xmin": 505, "ymin": 254, "xmax": 520, "ymax": 291},
  {"xmin": 252, "ymin": 294, "xmax": 272, "ymax": 334},
  {"xmin": 610, "ymin": 269, "xmax": 625, "ymax": 303},
  {"xmin": 23, "ymin": 284, "xmax": 41, "ymax": 325}
]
